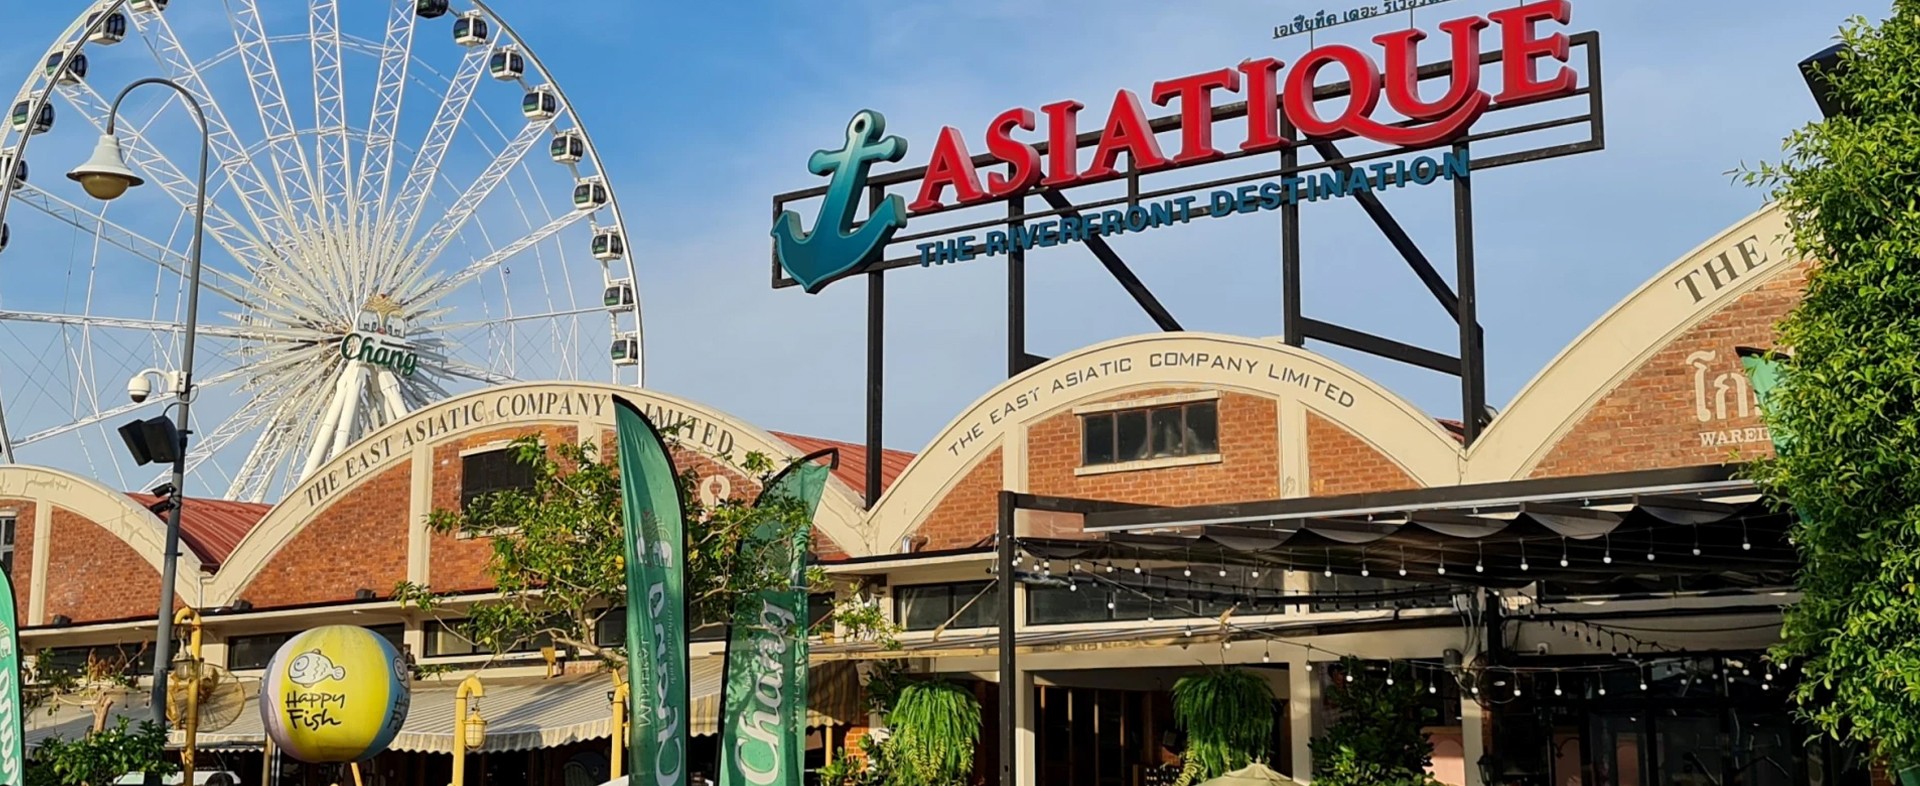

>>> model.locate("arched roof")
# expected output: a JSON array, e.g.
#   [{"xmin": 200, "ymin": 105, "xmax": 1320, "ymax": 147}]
[
  {"xmin": 1468, "ymin": 204, "xmax": 1796, "ymax": 481},
  {"xmin": 866, "ymin": 333, "xmax": 1466, "ymax": 553},
  {"xmin": 207, "ymin": 383, "xmax": 874, "ymax": 604}
]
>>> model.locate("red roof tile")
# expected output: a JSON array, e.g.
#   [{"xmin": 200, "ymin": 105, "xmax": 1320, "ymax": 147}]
[
  {"xmin": 126, "ymin": 493, "xmax": 272, "ymax": 570},
  {"xmin": 770, "ymin": 432, "xmax": 915, "ymax": 500}
]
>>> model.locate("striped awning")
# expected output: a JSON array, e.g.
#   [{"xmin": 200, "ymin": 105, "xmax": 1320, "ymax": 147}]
[
  {"xmin": 180, "ymin": 657, "xmax": 865, "ymax": 754},
  {"xmin": 26, "ymin": 694, "xmax": 150, "ymax": 749}
]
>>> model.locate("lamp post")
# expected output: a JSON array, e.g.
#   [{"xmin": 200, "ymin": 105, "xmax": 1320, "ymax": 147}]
[
  {"xmin": 452, "ymin": 675, "xmax": 486, "ymax": 786},
  {"xmin": 170, "ymin": 607, "xmax": 204, "ymax": 786},
  {"xmin": 608, "ymin": 674, "xmax": 629, "ymax": 781},
  {"xmin": 65, "ymin": 77, "xmax": 208, "ymax": 738}
]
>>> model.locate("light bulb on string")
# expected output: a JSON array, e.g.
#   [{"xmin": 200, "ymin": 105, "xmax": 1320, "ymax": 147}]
[
  {"xmin": 1134, "ymin": 561, "xmax": 1143, "ymax": 574},
  {"xmin": 1742, "ymin": 521, "xmax": 1752, "ymax": 551},
  {"xmin": 1554, "ymin": 673, "xmax": 1563, "ymax": 696},
  {"xmin": 1560, "ymin": 538, "xmax": 1569, "ymax": 568},
  {"xmin": 1603, "ymin": 534, "xmax": 1613, "ymax": 564},
  {"xmin": 1398, "ymin": 546, "xmax": 1407, "ymax": 577},
  {"xmin": 1520, "ymin": 541, "xmax": 1530, "ymax": 572},
  {"xmin": 1184, "ymin": 566, "xmax": 1192, "ymax": 577},
  {"xmin": 1475, "ymin": 543, "xmax": 1485, "ymax": 573}
]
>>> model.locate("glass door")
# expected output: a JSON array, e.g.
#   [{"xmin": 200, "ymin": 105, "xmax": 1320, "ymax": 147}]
[{"xmin": 1589, "ymin": 714, "xmax": 1646, "ymax": 786}]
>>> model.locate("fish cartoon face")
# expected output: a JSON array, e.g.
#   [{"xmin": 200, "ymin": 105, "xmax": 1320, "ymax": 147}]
[{"xmin": 286, "ymin": 650, "xmax": 348, "ymax": 687}]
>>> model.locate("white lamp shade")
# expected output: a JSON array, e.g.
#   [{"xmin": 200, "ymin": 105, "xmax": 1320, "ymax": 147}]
[{"xmin": 67, "ymin": 134, "xmax": 144, "ymax": 200}]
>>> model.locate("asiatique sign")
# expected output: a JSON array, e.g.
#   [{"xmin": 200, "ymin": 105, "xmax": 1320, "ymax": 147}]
[{"xmin": 773, "ymin": 0, "xmax": 1581, "ymax": 294}]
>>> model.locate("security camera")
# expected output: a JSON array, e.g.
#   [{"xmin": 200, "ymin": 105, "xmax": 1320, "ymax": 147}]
[{"xmin": 127, "ymin": 374, "xmax": 151, "ymax": 403}]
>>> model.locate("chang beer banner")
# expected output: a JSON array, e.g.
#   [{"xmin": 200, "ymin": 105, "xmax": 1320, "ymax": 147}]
[
  {"xmin": 719, "ymin": 454, "xmax": 833, "ymax": 786},
  {"xmin": 1737, "ymin": 347, "xmax": 1794, "ymax": 451},
  {"xmin": 614, "ymin": 398, "xmax": 689, "ymax": 786},
  {"xmin": 0, "ymin": 570, "xmax": 18, "ymax": 786}
]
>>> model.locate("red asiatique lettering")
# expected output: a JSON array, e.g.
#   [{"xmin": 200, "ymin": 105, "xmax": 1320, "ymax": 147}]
[{"xmin": 907, "ymin": 0, "xmax": 1577, "ymax": 214}]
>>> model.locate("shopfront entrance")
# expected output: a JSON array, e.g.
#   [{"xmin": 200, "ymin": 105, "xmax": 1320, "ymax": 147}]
[{"xmin": 1487, "ymin": 655, "xmax": 1870, "ymax": 786}]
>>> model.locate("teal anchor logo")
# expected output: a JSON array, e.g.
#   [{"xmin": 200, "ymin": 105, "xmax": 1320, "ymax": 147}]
[{"xmin": 773, "ymin": 110, "xmax": 909, "ymax": 293}]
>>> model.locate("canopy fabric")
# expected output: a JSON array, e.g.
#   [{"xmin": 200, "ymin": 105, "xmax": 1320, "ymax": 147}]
[
  {"xmin": 25, "ymin": 693, "xmax": 148, "ymax": 749},
  {"xmin": 1021, "ymin": 478, "xmax": 1796, "ymax": 593},
  {"xmin": 1197, "ymin": 763, "xmax": 1297, "ymax": 785},
  {"xmin": 184, "ymin": 657, "xmax": 865, "ymax": 754}
]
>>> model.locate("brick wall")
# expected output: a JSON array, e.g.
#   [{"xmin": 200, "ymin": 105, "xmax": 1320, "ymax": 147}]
[
  {"xmin": 1028, "ymin": 388, "xmax": 1280, "ymax": 509},
  {"xmin": 1530, "ymin": 261, "xmax": 1807, "ymax": 478},
  {"xmin": 914, "ymin": 449, "xmax": 1002, "ymax": 551},
  {"xmin": 1306, "ymin": 414, "xmax": 1420, "ymax": 496},
  {"xmin": 429, "ymin": 425, "xmax": 580, "ymax": 593},
  {"xmin": 0, "ymin": 499, "xmax": 33, "ymax": 617},
  {"xmin": 242, "ymin": 463, "xmax": 411, "ymax": 608},
  {"xmin": 43, "ymin": 507, "xmax": 165, "ymax": 623}
]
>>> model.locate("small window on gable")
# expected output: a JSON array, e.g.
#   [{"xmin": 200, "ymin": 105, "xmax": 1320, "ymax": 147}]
[
  {"xmin": 461, "ymin": 446, "xmax": 537, "ymax": 509},
  {"xmin": 0, "ymin": 514, "xmax": 16, "ymax": 578},
  {"xmin": 1080, "ymin": 400, "xmax": 1220, "ymax": 468}
]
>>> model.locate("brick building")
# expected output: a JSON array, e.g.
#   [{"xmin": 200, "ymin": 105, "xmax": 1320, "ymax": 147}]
[{"xmin": 8, "ymin": 202, "xmax": 1838, "ymax": 786}]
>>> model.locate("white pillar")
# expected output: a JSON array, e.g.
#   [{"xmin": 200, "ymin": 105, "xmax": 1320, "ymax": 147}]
[
  {"xmin": 1289, "ymin": 658, "xmax": 1319, "ymax": 781},
  {"xmin": 1013, "ymin": 667, "xmax": 1036, "ymax": 786},
  {"xmin": 1461, "ymin": 685, "xmax": 1486, "ymax": 786}
]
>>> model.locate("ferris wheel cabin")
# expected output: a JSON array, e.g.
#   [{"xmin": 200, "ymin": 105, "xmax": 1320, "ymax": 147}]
[
  {"xmin": 591, "ymin": 228, "xmax": 625, "ymax": 261},
  {"xmin": 603, "ymin": 280, "xmax": 636, "ymax": 312},
  {"xmin": 572, "ymin": 178, "xmax": 608, "ymax": 211},
  {"xmin": 415, "ymin": 0, "xmax": 450, "ymax": 19},
  {"xmin": 453, "ymin": 12, "xmax": 491, "ymax": 46},
  {"xmin": 44, "ymin": 52, "xmax": 88, "ymax": 85},
  {"xmin": 549, "ymin": 131, "xmax": 586, "ymax": 164},
  {"xmin": 0, "ymin": 223, "xmax": 9, "ymax": 254},
  {"xmin": 489, "ymin": 48, "xmax": 525, "ymax": 81},
  {"xmin": 4, "ymin": 157, "xmax": 25, "ymax": 189},
  {"xmin": 86, "ymin": 12, "xmax": 128, "ymax": 45},
  {"xmin": 611, "ymin": 334, "xmax": 639, "ymax": 366},
  {"xmin": 10, "ymin": 101, "xmax": 52, "ymax": 136},
  {"xmin": 522, "ymin": 87, "xmax": 560, "ymax": 121}
]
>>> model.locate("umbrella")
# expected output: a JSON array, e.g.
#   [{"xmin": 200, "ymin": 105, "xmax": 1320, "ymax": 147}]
[{"xmin": 1197, "ymin": 763, "xmax": 1297, "ymax": 786}]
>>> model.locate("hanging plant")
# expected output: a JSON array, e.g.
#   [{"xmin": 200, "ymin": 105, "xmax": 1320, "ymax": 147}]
[
  {"xmin": 1172, "ymin": 667, "xmax": 1276, "ymax": 785},
  {"xmin": 885, "ymin": 680, "xmax": 982, "ymax": 786}
]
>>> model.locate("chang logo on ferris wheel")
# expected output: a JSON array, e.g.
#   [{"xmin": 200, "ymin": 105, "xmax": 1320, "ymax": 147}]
[{"xmin": 340, "ymin": 294, "xmax": 421, "ymax": 378}]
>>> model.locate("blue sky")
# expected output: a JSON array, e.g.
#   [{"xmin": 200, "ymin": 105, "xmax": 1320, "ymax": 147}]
[{"xmin": 0, "ymin": 0, "xmax": 1888, "ymax": 458}]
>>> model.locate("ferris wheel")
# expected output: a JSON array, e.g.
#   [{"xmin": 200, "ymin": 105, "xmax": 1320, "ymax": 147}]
[{"xmin": 0, "ymin": 0, "xmax": 642, "ymax": 503}]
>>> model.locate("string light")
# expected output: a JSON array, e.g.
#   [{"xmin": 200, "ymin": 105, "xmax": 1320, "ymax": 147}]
[
  {"xmin": 1437, "ymin": 552, "xmax": 1447, "ymax": 575},
  {"xmin": 1560, "ymin": 538, "xmax": 1569, "ymax": 568},
  {"xmin": 1520, "ymin": 540, "xmax": 1530, "ymax": 572},
  {"xmin": 1742, "ymin": 521, "xmax": 1753, "ymax": 551},
  {"xmin": 1475, "ymin": 543, "xmax": 1485, "ymax": 574},
  {"xmin": 1603, "ymin": 534, "xmax": 1614, "ymax": 565},
  {"xmin": 1554, "ymin": 673, "xmax": 1563, "ymax": 696},
  {"xmin": 1398, "ymin": 546, "xmax": 1408, "ymax": 577},
  {"xmin": 1692, "ymin": 526, "xmax": 1702, "ymax": 557}
]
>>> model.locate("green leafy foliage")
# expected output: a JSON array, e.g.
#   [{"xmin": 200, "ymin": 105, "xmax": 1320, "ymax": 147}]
[
  {"xmin": 1739, "ymin": 2, "xmax": 1920, "ymax": 769},
  {"xmin": 885, "ymin": 680, "xmax": 982, "ymax": 786},
  {"xmin": 402, "ymin": 433, "xmax": 871, "ymax": 667},
  {"xmin": 27, "ymin": 717, "xmax": 176, "ymax": 786},
  {"xmin": 1171, "ymin": 667, "xmax": 1275, "ymax": 785},
  {"xmin": 1308, "ymin": 659, "xmax": 1442, "ymax": 786}
]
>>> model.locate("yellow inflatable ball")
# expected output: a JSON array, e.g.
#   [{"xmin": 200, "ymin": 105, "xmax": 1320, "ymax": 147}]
[{"xmin": 260, "ymin": 625, "xmax": 412, "ymax": 762}]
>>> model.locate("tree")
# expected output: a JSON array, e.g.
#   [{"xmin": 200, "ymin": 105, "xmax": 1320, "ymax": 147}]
[
  {"xmin": 26, "ymin": 717, "xmax": 176, "ymax": 786},
  {"xmin": 1741, "ymin": 2, "xmax": 1920, "ymax": 772},
  {"xmin": 396, "ymin": 433, "xmax": 868, "ymax": 668},
  {"xmin": 1308, "ymin": 659, "xmax": 1440, "ymax": 786}
]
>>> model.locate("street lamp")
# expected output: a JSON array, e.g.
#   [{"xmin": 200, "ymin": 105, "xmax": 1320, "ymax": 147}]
[{"xmin": 66, "ymin": 77, "xmax": 209, "ymax": 741}]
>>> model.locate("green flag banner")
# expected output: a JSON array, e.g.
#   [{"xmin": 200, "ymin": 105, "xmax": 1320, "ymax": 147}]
[
  {"xmin": 718, "ymin": 453, "xmax": 833, "ymax": 786},
  {"xmin": 615, "ymin": 398, "xmax": 689, "ymax": 786},
  {"xmin": 1737, "ymin": 347, "xmax": 1793, "ymax": 451},
  {"xmin": 0, "ymin": 569, "xmax": 18, "ymax": 786}
]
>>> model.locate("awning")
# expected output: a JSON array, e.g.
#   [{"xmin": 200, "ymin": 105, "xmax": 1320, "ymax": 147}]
[
  {"xmin": 178, "ymin": 658, "xmax": 865, "ymax": 754},
  {"xmin": 1018, "ymin": 465, "xmax": 1797, "ymax": 593},
  {"xmin": 26, "ymin": 694, "xmax": 150, "ymax": 749}
]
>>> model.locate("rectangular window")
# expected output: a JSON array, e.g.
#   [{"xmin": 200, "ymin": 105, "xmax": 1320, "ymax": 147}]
[
  {"xmin": 427, "ymin": 621, "xmax": 552, "ymax": 657},
  {"xmin": 894, "ymin": 582, "xmax": 998, "ymax": 631},
  {"xmin": 460, "ymin": 447, "xmax": 537, "ymax": 509},
  {"xmin": 229, "ymin": 625, "xmax": 404, "ymax": 670},
  {"xmin": 37, "ymin": 643, "xmax": 156, "ymax": 679},
  {"xmin": 0, "ymin": 515, "xmax": 16, "ymax": 578},
  {"xmin": 1080, "ymin": 401, "xmax": 1219, "ymax": 468}
]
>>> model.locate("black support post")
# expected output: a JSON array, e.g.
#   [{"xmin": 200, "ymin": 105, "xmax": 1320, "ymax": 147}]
[
  {"xmin": 1280, "ymin": 122, "xmax": 1303, "ymax": 346},
  {"xmin": 1452, "ymin": 142, "xmax": 1486, "ymax": 445},
  {"xmin": 1008, "ymin": 198, "xmax": 1026, "ymax": 378},
  {"xmin": 997, "ymin": 491, "xmax": 1018, "ymax": 786},
  {"xmin": 865, "ymin": 270, "xmax": 884, "ymax": 509}
]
